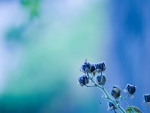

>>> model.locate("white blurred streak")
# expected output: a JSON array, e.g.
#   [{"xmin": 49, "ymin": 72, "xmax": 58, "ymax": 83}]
[
  {"xmin": 0, "ymin": 1, "xmax": 26, "ymax": 34},
  {"xmin": 0, "ymin": 1, "xmax": 24, "ymax": 93}
]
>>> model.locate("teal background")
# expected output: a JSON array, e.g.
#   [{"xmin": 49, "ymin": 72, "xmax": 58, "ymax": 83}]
[{"xmin": 0, "ymin": 0, "xmax": 150, "ymax": 113}]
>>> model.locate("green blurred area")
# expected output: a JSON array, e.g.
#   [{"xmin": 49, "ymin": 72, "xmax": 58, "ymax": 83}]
[
  {"xmin": 0, "ymin": 0, "xmax": 109, "ymax": 112},
  {"xmin": 21, "ymin": 0, "xmax": 40, "ymax": 18}
]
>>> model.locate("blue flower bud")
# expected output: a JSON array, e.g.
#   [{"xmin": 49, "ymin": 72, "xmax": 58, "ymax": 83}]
[
  {"xmin": 96, "ymin": 75, "xmax": 106, "ymax": 85},
  {"xmin": 108, "ymin": 102, "xmax": 117, "ymax": 111},
  {"xmin": 143, "ymin": 94, "xmax": 150, "ymax": 107},
  {"xmin": 123, "ymin": 84, "xmax": 136, "ymax": 98},
  {"xmin": 78, "ymin": 75, "xmax": 89, "ymax": 86},
  {"xmin": 111, "ymin": 85, "xmax": 121, "ymax": 99},
  {"xmin": 90, "ymin": 64, "xmax": 96, "ymax": 73},
  {"xmin": 80, "ymin": 62, "xmax": 91, "ymax": 73},
  {"xmin": 95, "ymin": 62, "xmax": 106, "ymax": 72}
]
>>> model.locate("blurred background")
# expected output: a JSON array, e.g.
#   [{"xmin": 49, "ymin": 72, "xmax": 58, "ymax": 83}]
[{"xmin": 0, "ymin": 0, "xmax": 150, "ymax": 113}]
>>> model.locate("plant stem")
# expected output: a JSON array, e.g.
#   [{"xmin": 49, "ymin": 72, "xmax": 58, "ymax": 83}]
[{"xmin": 87, "ymin": 73, "xmax": 125, "ymax": 113}]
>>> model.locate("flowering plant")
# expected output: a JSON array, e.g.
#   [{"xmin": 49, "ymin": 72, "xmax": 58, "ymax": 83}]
[{"xmin": 78, "ymin": 60, "xmax": 150, "ymax": 113}]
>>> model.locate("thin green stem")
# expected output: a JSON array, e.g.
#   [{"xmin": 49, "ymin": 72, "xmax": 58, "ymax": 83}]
[{"xmin": 87, "ymin": 73, "xmax": 125, "ymax": 113}]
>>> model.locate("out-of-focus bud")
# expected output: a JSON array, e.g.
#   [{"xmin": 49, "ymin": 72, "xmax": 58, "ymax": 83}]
[
  {"xmin": 96, "ymin": 75, "xmax": 106, "ymax": 85},
  {"xmin": 78, "ymin": 75, "xmax": 89, "ymax": 86},
  {"xmin": 123, "ymin": 84, "xmax": 136, "ymax": 99},
  {"xmin": 95, "ymin": 62, "xmax": 106, "ymax": 72},
  {"xmin": 80, "ymin": 60, "xmax": 91, "ymax": 73},
  {"xmin": 108, "ymin": 101, "xmax": 117, "ymax": 111},
  {"xmin": 143, "ymin": 94, "xmax": 150, "ymax": 107},
  {"xmin": 90, "ymin": 64, "xmax": 96, "ymax": 73},
  {"xmin": 111, "ymin": 85, "xmax": 121, "ymax": 99}
]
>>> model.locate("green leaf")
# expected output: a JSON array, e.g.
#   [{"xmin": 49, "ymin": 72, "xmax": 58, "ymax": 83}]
[{"xmin": 126, "ymin": 106, "xmax": 142, "ymax": 113}]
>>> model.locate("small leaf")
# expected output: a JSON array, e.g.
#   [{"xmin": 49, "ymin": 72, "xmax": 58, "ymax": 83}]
[{"xmin": 126, "ymin": 106, "xmax": 142, "ymax": 113}]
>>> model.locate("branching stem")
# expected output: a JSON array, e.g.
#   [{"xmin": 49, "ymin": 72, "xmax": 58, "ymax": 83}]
[{"xmin": 87, "ymin": 73, "xmax": 125, "ymax": 113}]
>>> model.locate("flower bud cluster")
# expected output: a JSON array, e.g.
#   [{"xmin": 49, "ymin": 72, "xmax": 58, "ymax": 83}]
[
  {"xmin": 78, "ymin": 60, "xmax": 106, "ymax": 87},
  {"xmin": 80, "ymin": 60, "xmax": 106, "ymax": 74},
  {"xmin": 77, "ymin": 60, "xmax": 149, "ymax": 113},
  {"xmin": 110, "ymin": 84, "xmax": 137, "ymax": 99}
]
